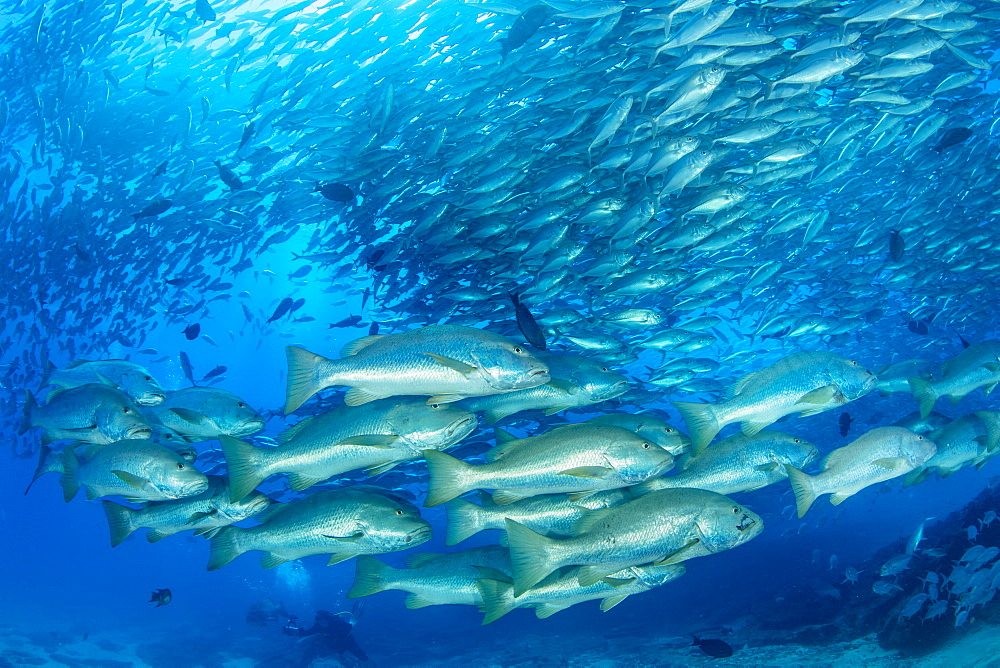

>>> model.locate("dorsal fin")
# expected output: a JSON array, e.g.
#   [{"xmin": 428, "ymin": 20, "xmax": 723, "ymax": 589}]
[
  {"xmin": 728, "ymin": 370, "xmax": 759, "ymax": 399},
  {"xmin": 67, "ymin": 359, "xmax": 94, "ymax": 369},
  {"xmin": 277, "ymin": 416, "xmax": 314, "ymax": 444},
  {"xmin": 340, "ymin": 335, "xmax": 385, "ymax": 357}
]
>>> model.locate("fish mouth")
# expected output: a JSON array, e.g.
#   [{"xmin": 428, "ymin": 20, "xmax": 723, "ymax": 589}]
[
  {"xmin": 181, "ymin": 479, "xmax": 210, "ymax": 497},
  {"xmin": 236, "ymin": 418, "xmax": 266, "ymax": 435},
  {"xmin": 592, "ymin": 382, "xmax": 629, "ymax": 401},
  {"xmin": 403, "ymin": 525, "xmax": 433, "ymax": 544},
  {"xmin": 445, "ymin": 416, "xmax": 477, "ymax": 440},
  {"xmin": 737, "ymin": 513, "xmax": 758, "ymax": 533},
  {"xmin": 127, "ymin": 426, "xmax": 153, "ymax": 440},
  {"xmin": 138, "ymin": 393, "xmax": 166, "ymax": 406}
]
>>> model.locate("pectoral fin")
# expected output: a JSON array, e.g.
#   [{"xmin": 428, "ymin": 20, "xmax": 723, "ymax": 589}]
[
  {"xmin": 187, "ymin": 510, "xmax": 217, "ymax": 524},
  {"xmin": 327, "ymin": 553, "xmax": 353, "ymax": 566},
  {"xmin": 546, "ymin": 378, "xmax": 583, "ymax": 396},
  {"xmin": 602, "ymin": 577, "xmax": 635, "ymax": 588},
  {"xmin": 170, "ymin": 408, "xmax": 210, "ymax": 426},
  {"xmin": 873, "ymin": 457, "xmax": 906, "ymax": 470},
  {"xmin": 472, "ymin": 566, "xmax": 514, "ymax": 584},
  {"xmin": 112, "ymin": 470, "xmax": 150, "ymax": 491},
  {"xmin": 755, "ymin": 462, "xmax": 779, "ymax": 472},
  {"xmin": 422, "ymin": 352, "xmax": 477, "ymax": 375},
  {"xmin": 323, "ymin": 532, "xmax": 364, "ymax": 542},
  {"xmin": 800, "ymin": 385, "xmax": 837, "ymax": 404},
  {"xmin": 558, "ymin": 466, "xmax": 612, "ymax": 479},
  {"xmin": 337, "ymin": 434, "xmax": 398, "ymax": 448},
  {"xmin": 600, "ymin": 594, "xmax": 629, "ymax": 612},
  {"xmin": 653, "ymin": 539, "xmax": 701, "ymax": 566}
]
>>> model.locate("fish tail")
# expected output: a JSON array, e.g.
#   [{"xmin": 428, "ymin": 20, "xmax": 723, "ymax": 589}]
[
  {"xmin": 785, "ymin": 465, "xmax": 817, "ymax": 519},
  {"xmin": 444, "ymin": 498, "xmax": 486, "ymax": 546},
  {"xmin": 422, "ymin": 450, "xmax": 474, "ymax": 507},
  {"xmin": 974, "ymin": 411, "xmax": 1000, "ymax": 452},
  {"xmin": 59, "ymin": 447, "xmax": 81, "ymax": 503},
  {"xmin": 102, "ymin": 500, "xmax": 139, "ymax": 547},
  {"xmin": 207, "ymin": 526, "xmax": 246, "ymax": 571},
  {"xmin": 24, "ymin": 445, "xmax": 54, "ymax": 495},
  {"xmin": 505, "ymin": 518, "xmax": 559, "ymax": 596},
  {"xmin": 907, "ymin": 377, "xmax": 938, "ymax": 419},
  {"xmin": 347, "ymin": 556, "xmax": 392, "ymax": 599},
  {"xmin": 671, "ymin": 401, "xmax": 721, "ymax": 454},
  {"xmin": 283, "ymin": 346, "xmax": 332, "ymax": 414},
  {"xmin": 19, "ymin": 390, "xmax": 37, "ymax": 435},
  {"xmin": 219, "ymin": 435, "xmax": 269, "ymax": 502},
  {"xmin": 476, "ymin": 577, "xmax": 518, "ymax": 625}
]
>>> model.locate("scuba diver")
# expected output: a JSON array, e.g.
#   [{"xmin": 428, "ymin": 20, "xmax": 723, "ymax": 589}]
[{"xmin": 283, "ymin": 606, "xmax": 373, "ymax": 668}]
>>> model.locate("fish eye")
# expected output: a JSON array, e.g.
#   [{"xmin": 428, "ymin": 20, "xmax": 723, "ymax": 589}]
[
  {"xmin": 513, "ymin": 346, "xmax": 523, "ymax": 354},
  {"xmin": 237, "ymin": 402, "xmax": 245, "ymax": 407},
  {"xmin": 144, "ymin": 376, "xmax": 151, "ymax": 381},
  {"xmin": 601, "ymin": 367, "xmax": 609, "ymax": 372},
  {"xmin": 430, "ymin": 404, "xmax": 440, "ymax": 409},
  {"xmin": 850, "ymin": 361, "xmax": 858, "ymax": 366},
  {"xmin": 665, "ymin": 428, "xmax": 674, "ymax": 433},
  {"xmin": 122, "ymin": 407, "xmax": 130, "ymax": 413},
  {"xmin": 176, "ymin": 463, "xmax": 185, "ymax": 470},
  {"xmin": 733, "ymin": 507, "xmax": 740, "ymax": 514},
  {"xmin": 396, "ymin": 509, "xmax": 404, "ymax": 515},
  {"xmin": 917, "ymin": 436, "xmax": 924, "ymax": 440},
  {"xmin": 793, "ymin": 439, "xmax": 800, "ymax": 443},
  {"xmin": 642, "ymin": 443, "xmax": 650, "ymax": 449}
]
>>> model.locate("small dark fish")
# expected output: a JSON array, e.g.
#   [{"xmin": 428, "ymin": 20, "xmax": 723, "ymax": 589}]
[
  {"xmin": 242, "ymin": 304, "xmax": 253, "ymax": 323},
  {"xmin": 290, "ymin": 298, "xmax": 306, "ymax": 312},
  {"xmin": 365, "ymin": 249, "xmax": 385, "ymax": 270},
  {"xmin": 238, "ymin": 122, "xmax": 255, "ymax": 151},
  {"xmin": 144, "ymin": 85, "xmax": 171, "ymax": 97},
  {"xmin": 509, "ymin": 291, "xmax": 546, "ymax": 350},
  {"xmin": 329, "ymin": 315, "xmax": 362, "ymax": 328},
  {"xmin": 889, "ymin": 230, "xmax": 904, "ymax": 262},
  {"xmin": 907, "ymin": 319, "xmax": 929, "ymax": 336},
  {"xmin": 838, "ymin": 412, "xmax": 853, "ymax": 437},
  {"xmin": 315, "ymin": 182, "xmax": 355, "ymax": 202},
  {"xmin": 165, "ymin": 278, "xmax": 188, "ymax": 286},
  {"xmin": 179, "ymin": 351, "xmax": 196, "ymax": 386},
  {"xmin": 195, "ymin": 0, "xmax": 216, "ymax": 21},
  {"xmin": 863, "ymin": 309, "xmax": 883, "ymax": 324},
  {"xmin": 933, "ymin": 126, "xmax": 972, "ymax": 153},
  {"xmin": 150, "ymin": 160, "xmax": 168, "ymax": 183},
  {"xmin": 266, "ymin": 297, "xmax": 294, "ymax": 323},
  {"xmin": 369, "ymin": 321, "xmax": 380, "ymax": 335},
  {"xmin": 692, "ymin": 636, "xmax": 733, "ymax": 659},
  {"xmin": 149, "ymin": 589, "xmax": 172, "ymax": 607},
  {"xmin": 289, "ymin": 265, "xmax": 312, "ymax": 279},
  {"xmin": 361, "ymin": 287, "xmax": 372, "ymax": 311},
  {"xmin": 958, "ymin": 334, "xmax": 970, "ymax": 349},
  {"xmin": 103, "ymin": 69, "xmax": 119, "ymax": 89},
  {"xmin": 183, "ymin": 323, "xmax": 201, "ymax": 340},
  {"xmin": 213, "ymin": 160, "xmax": 243, "ymax": 190},
  {"xmin": 132, "ymin": 199, "xmax": 172, "ymax": 220},
  {"xmin": 200, "ymin": 97, "xmax": 211, "ymax": 124},
  {"xmin": 499, "ymin": 5, "xmax": 549, "ymax": 60},
  {"xmin": 201, "ymin": 365, "xmax": 227, "ymax": 381}
]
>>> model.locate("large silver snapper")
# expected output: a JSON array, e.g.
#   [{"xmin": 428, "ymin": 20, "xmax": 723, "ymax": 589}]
[
  {"xmin": 60, "ymin": 439, "xmax": 209, "ymax": 502},
  {"xmin": 504, "ymin": 488, "xmax": 762, "ymax": 595},
  {"xmin": 586, "ymin": 413, "xmax": 691, "ymax": 456},
  {"xmin": 220, "ymin": 398, "xmax": 477, "ymax": 501},
  {"xmin": 908, "ymin": 341, "xmax": 1000, "ymax": 418},
  {"xmin": 21, "ymin": 384, "xmax": 152, "ymax": 445},
  {"xmin": 284, "ymin": 324, "xmax": 550, "ymax": 413},
  {"xmin": 635, "ymin": 431, "xmax": 818, "ymax": 496},
  {"xmin": 43, "ymin": 359, "xmax": 166, "ymax": 406},
  {"xmin": 147, "ymin": 387, "xmax": 265, "ymax": 442},
  {"xmin": 672, "ymin": 351, "xmax": 877, "ymax": 452},
  {"xmin": 207, "ymin": 487, "xmax": 432, "ymax": 570}
]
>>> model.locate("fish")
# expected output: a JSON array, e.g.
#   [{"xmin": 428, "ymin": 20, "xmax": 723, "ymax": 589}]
[
  {"xmin": 839, "ymin": 412, "xmax": 854, "ymax": 437},
  {"xmin": 207, "ymin": 487, "xmax": 432, "ymax": 570},
  {"xmin": 423, "ymin": 423, "xmax": 674, "ymax": 507},
  {"xmin": 508, "ymin": 292, "xmax": 546, "ymax": 351},
  {"xmin": 149, "ymin": 589, "xmax": 172, "ymax": 607},
  {"xmin": 101, "ymin": 475, "xmax": 270, "ymax": 546},
  {"xmin": 692, "ymin": 637, "xmax": 734, "ymax": 658},
  {"xmin": 933, "ymin": 127, "xmax": 973, "ymax": 152},
  {"xmin": 586, "ymin": 414, "xmax": 691, "ymax": 456},
  {"xmin": 219, "ymin": 398, "xmax": 477, "ymax": 501},
  {"xmin": 214, "ymin": 160, "xmax": 244, "ymax": 190},
  {"xmin": 60, "ymin": 439, "xmax": 209, "ymax": 503},
  {"xmin": 21, "ymin": 385, "xmax": 152, "ymax": 445},
  {"xmin": 131, "ymin": 199, "xmax": 172, "ymax": 220},
  {"xmin": 904, "ymin": 412, "xmax": 1000, "ymax": 485},
  {"xmin": 283, "ymin": 325, "xmax": 550, "ymax": 413},
  {"xmin": 183, "ymin": 324, "xmax": 201, "ymax": 340},
  {"xmin": 785, "ymin": 427, "xmax": 937, "ymax": 518},
  {"xmin": 504, "ymin": 488, "xmax": 762, "ymax": 595},
  {"xmin": 634, "ymin": 431, "xmax": 818, "ymax": 496},
  {"xmin": 315, "ymin": 182, "xmax": 355, "ymax": 202},
  {"xmin": 908, "ymin": 341, "xmax": 1000, "ymax": 419},
  {"xmin": 672, "ymin": 352, "xmax": 877, "ymax": 453},
  {"xmin": 266, "ymin": 298, "xmax": 295, "ymax": 324},
  {"xmin": 43, "ymin": 360, "xmax": 165, "ymax": 406},
  {"xmin": 245, "ymin": 598, "xmax": 290, "ymax": 626},
  {"xmin": 347, "ymin": 545, "xmax": 511, "ymax": 609},
  {"xmin": 145, "ymin": 387, "xmax": 264, "ymax": 442}
]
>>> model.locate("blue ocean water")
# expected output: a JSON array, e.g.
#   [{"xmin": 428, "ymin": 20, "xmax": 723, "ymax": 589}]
[{"xmin": 3, "ymin": 0, "xmax": 1000, "ymax": 665}]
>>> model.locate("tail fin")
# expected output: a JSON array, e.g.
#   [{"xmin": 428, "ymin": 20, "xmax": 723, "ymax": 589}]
[
  {"xmin": 445, "ymin": 498, "xmax": 486, "ymax": 546},
  {"xmin": 347, "ymin": 556, "xmax": 394, "ymax": 598},
  {"xmin": 975, "ymin": 411, "xmax": 1000, "ymax": 453},
  {"xmin": 207, "ymin": 526, "xmax": 246, "ymax": 571},
  {"xmin": 284, "ymin": 346, "xmax": 331, "ymax": 414},
  {"xmin": 24, "ymin": 445, "xmax": 57, "ymax": 495},
  {"xmin": 219, "ymin": 435, "xmax": 270, "ymax": 502},
  {"xmin": 60, "ymin": 447, "xmax": 81, "ymax": 503},
  {"xmin": 423, "ymin": 450, "xmax": 475, "ymax": 507},
  {"xmin": 785, "ymin": 465, "xmax": 817, "ymax": 518},
  {"xmin": 102, "ymin": 501, "xmax": 139, "ymax": 547},
  {"xmin": 671, "ymin": 401, "xmax": 721, "ymax": 454},
  {"xmin": 505, "ymin": 518, "xmax": 560, "ymax": 596},
  {"xmin": 476, "ymin": 577, "xmax": 518, "ymax": 625},
  {"xmin": 19, "ymin": 390, "xmax": 37, "ymax": 435},
  {"xmin": 908, "ymin": 377, "xmax": 939, "ymax": 420}
]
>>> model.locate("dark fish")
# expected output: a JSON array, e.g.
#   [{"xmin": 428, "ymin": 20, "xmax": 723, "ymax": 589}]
[
  {"xmin": 131, "ymin": 199, "xmax": 172, "ymax": 220},
  {"xmin": 201, "ymin": 365, "xmax": 227, "ymax": 381},
  {"xmin": 246, "ymin": 598, "xmax": 289, "ymax": 627},
  {"xmin": 907, "ymin": 319, "xmax": 929, "ymax": 335},
  {"xmin": 179, "ymin": 351, "xmax": 196, "ymax": 386},
  {"xmin": 692, "ymin": 636, "xmax": 733, "ymax": 658},
  {"xmin": 365, "ymin": 249, "xmax": 385, "ymax": 270},
  {"xmin": 165, "ymin": 278, "xmax": 188, "ymax": 286},
  {"xmin": 509, "ymin": 291, "xmax": 546, "ymax": 350},
  {"xmin": 149, "ymin": 160, "xmax": 167, "ymax": 183},
  {"xmin": 103, "ymin": 69, "xmax": 119, "ymax": 89},
  {"xmin": 183, "ymin": 323, "xmax": 201, "ymax": 340},
  {"xmin": 863, "ymin": 309, "xmax": 883, "ymax": 324},
  {"xmin": 266, "ymin": 297, "xmax": 294, "ymax": 323},
  {"xmin": 213, "ymin": 160, "xmax": 243, "ymax": 190},
  {"xmin": 329, "ymin": 315, "xmax": 362, "ymax": 328},
  {"xmin": 838, "ymin": 412, "xmax": 853, "ymax": 437},
  {"xmin": 369, "ymin": 321, "xmax": 380, "ymax": 335},
  {"xmin": 238, "ymin": 122, "xmax": 255, "ymax": 151},
  {"xmin": 315, "ymin": 182, "xmax": 355, "ymax": 202},
  {"xmin": 361, "ymin": 287, "xmax": 372, "ymax": 311},
  {"xmin": 958, "ymin": 334, "xmax": 971, "ymax": 349},
  {"xmin": 290, "ymin": 298, "xmax": 306, "ymax": 312},
  {"xmin": 195, "ymin": 0, "xmax": 216, "ymax": 21},
  {"xmin": 889, "ymin": 230, "xmax": 904, "ymax": 262},
  {"xmin": 289, "ymin": 265, "xmax": 312, "ymax": 279},
  {"xmin": 933, "ymin": 127, "xmax": 972, "ymax": 152},
  {"xmin": 499, "ymin": 6, "xmax": 548, "ymax": 60},
  {"xmin": 144, "ymin": 85, "xmax": 171, "ymax": 97},
  {"xmin": 149, "ymin": 589, "xmax": 172, "ymax": 607},
  {"xmin": 200, "ymin": 97, "xmax": 211, "ymax": 124},
  {"xmin": 242, "ymin": 304, "xmax": 253, "ymax": 323}
]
